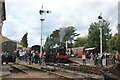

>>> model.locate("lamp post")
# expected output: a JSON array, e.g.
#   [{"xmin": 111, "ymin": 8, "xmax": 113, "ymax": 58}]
[{"xmin": 39, "ymin": 6, "xmax": 50, "ymax": 59}]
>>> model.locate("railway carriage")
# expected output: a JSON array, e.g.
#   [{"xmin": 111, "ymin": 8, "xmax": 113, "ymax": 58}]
[{"xmin": 1, "ymin": 41, "xmax": 17, "ymax": 64}]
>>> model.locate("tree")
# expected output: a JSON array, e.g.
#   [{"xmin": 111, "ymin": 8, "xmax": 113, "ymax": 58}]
[
  {"xmin": 87, "ymin": 20, "xmax": 111, "ymax": 52},
  {"xmin": 117, "ymin": 24, "xmax": 120, "ymax": 52},
  {"xmin": 44, "ymin": 26, "xmax": 79, "ymax": 49},
  {"xmin": 64, "ymin": 26, "xmax": 79, "ymax": 42},
  {"xmin": 74, "ymin": 36, "xmax": 89, "ymax": 47},
  {"xmin": 117, "ymin": 33, "xmax": 120, "ymax": 52},
  {"xmin": 44, "ymin": 36, "xmax": 54, "ymax": 49},
  {"xmin": 61, "ymin": 26, "xmax": 79, "ymax": 48},
  {"xmin": 117, "ymin": 24, "xmax": 120, "ymax": 32},
  {"xmin": 44, "ymin": 29, "xmax": 60, "ymax": 49},
  {"xmin": 110, "ymin": 33, "xmax": 118, "ymax": 50},
  {"xmin": 20, "ymin": 32, "xmax": 28, "ymax": 48},
  {"xmin": 111, "ymin": 24, "xmax": 120, "ymax": 52},
  {"xmin": 87, "ymin": 22, "xmax": 101, "ymax": 50}
]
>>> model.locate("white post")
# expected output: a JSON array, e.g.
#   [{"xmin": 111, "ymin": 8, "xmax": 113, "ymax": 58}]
[
  {"xmin": 98, "ymin": 13, "xmax": 103, "ymax": 56},
  {"xmin": 40, "ymin": 19, "xmax": 44, "ymax": 58},
  {"xmin": 40, "ymin": 6, "xmax": 45, "ymax": 58},
  {"xmin": 99, "ymin": 27, "xmax": 102, "ymax": 56},
  {"xmin": 65, "ymin": 41, "xmax": 68, "ymax": 50},
  {"xmin": 39, "ymin": 6, "xmax": 50, "ymax": 59}
]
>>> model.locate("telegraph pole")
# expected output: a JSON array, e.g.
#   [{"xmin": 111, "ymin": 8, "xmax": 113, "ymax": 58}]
[{"xmin": 39, "ymin": 6, "xmax": 50, "ymax": 59}]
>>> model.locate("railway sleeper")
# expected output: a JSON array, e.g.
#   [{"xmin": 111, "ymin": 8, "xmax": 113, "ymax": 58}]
[{"xmin": 11, "ymin": 65, "xmax": 28, "ymax": 74}]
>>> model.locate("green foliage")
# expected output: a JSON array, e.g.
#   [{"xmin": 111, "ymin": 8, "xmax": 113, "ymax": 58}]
[
  {"xmin": 110, "ymin": 33, "xmax": 118, "ymax": 50},
  {"xmin": 50, "ymin": 29, "xmax": 60, "ymax": 38},
  {"xmin": 74, "ymin": 36, "xmax": 89, "ymax": 47},
  {"xmin": 87, "ymin": 21, "xmax": 111, "ymax": 52},
  {"xmin": 111, "ymin": 33, "xmax": 120, "ymax": 52},
  {"xmin": 117, "ymin": 33, "xmax": 120, "ymax": 52},
  {"xmin": 44, "ymin": 36, "xmax": 54, "ymax": 49},
  {"xmin": 64, "ymin": 26, "xmax": 79, "ymax": 42},
  {"xmin": 44, "ymin": 26, "xmax": 79, "ymax": 49},
  {"xmin": 117, "ymin": 24, "xmax": 120, "ymax": 52},
  {"xmin": 87, "ymin": 22, "xmax": 100, "ymax": 48},
  {"xmin": 20, "ymin": 32, "xmax": 28, "ymax": 48},
  {"xmin": 110, "ymin": 24, "xmax": 120, "ymax": 53},
  {"xmin": 117, "ymin": 24, "xmax": 120, "ymax": 32}
]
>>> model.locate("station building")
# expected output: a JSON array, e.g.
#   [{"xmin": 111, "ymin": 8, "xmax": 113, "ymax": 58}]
[{"xmin": 0, "ymin": 0, "xmax": 17, "ymax": 54}]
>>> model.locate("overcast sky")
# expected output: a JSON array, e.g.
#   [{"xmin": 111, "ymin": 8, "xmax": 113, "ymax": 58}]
[{"xmin": 2, "ymin": 0, "xmax": 119, "ymax": 47}]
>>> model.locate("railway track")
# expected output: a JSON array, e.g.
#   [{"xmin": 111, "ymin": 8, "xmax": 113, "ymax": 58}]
[
  {"xmin": 9, "ymin": 64, "xmax": 85, "ymax": 79},
  {"xmin": 46, "ymin": 63, "xmax": 103, "ymax": 75},
  {"xmin": 2, "ymin": 62, "xmax": 104, "ymax": 79}
]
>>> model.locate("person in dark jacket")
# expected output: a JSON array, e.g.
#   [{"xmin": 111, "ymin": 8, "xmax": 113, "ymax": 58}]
[
  {"xmin": 34, "ymin": 51, "xmax": 40, "ymax": 64},
  {"xmin": 12, "ymin": 51, "xmax": 17, "ymax": 64},
  {"xmin": 28, "ymin": 50, "xmax": 33, "ymax": 65}
]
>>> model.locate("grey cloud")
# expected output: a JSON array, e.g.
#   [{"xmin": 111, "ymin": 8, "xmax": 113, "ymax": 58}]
[{"xmin": 2, "ymin": 0, "xmax": 119, "ymax": 47}]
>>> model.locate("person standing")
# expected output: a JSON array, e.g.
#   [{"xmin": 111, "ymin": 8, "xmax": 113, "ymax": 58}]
[
  {"xmin": 4, "ymin": 51, "xmax": 9, "ymax": 64},
  {"xmin": 94, "ymin": 54, "xmax": 98, "ymax": 65},
  {"xmin": 34, "ymin": 51, "xmax": 40, "ymax": 64},
  {"xmin": 41, "ymin": 51, "xmax": 46, "ymax": 65},
  {"xmin": 82, "ymin": 53, "xmax": 86, "ymax": 65},
  {"xmin": 28, "ymin": 50, "xmax": 33, "ymax": 65},
  {"xmin": 12, "ymin": 51, "xmax": 17, "ymax": 64},
  {"xmin": 90, "ymin": 52, "xmax": 94, "ymax": 60}
]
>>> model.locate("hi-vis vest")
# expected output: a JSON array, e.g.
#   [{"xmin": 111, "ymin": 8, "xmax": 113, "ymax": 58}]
[{"xmin": 82, "ymin": 55, "xmax": 86, "ymax": 60}]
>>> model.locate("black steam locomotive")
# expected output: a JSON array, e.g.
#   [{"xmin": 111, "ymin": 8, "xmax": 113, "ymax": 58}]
[{"xmin": 46, "ymin": 43, "xmax": 70, "ymax": 63}]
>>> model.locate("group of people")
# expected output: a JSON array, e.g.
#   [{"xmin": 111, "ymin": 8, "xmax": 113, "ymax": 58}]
[
  {"xmin": 15, "ymin": 48, "xmax": 46, "ymax": 65},
  {"xmin": 1, "ymin": 48, "xmax": 46, "ymax": 65},
  {"xmin": 81, "ymin": 51, "xmax": 119, "ymax": 66},
  {"xmin": 81, "ymin": 52, "xmax": 95, "ymax": 65},
  {"xmin": 1, "ymin": 51, "xmax": 9, "ymax": 64}
]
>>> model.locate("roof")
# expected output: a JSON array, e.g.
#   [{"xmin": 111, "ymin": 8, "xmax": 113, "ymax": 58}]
[{"xmin": 0, "ymin": 35, "xmax": 12, "ymax": 43}]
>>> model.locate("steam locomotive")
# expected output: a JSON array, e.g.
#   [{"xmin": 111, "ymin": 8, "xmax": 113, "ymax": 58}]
[{"xmin": 46, "ymin": 43, "xmax": 70, "ymax": 63}]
